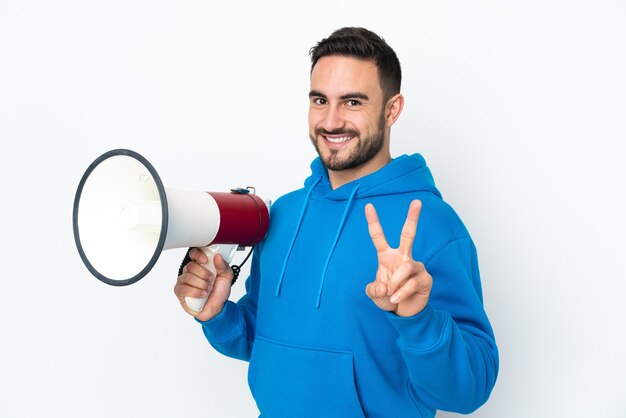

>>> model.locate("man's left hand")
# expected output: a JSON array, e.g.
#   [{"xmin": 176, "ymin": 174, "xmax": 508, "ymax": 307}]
[{"xmin": 364, "ymin": 200, "xmax": 432, "ymax": 317}]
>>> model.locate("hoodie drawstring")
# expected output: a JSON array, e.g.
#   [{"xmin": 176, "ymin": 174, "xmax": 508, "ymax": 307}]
[
  {"xmin": 316, "ymin": 184, "xmax": 360, "ymax": 308},
  {"xmin": 275, "ymin": 176, "xmax": 322, "ymax": 297}
]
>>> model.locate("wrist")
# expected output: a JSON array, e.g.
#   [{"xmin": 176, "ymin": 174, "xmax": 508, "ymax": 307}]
[{"xmin": 195, "ymin": 303, "xmax": 225, "ymax": 322}]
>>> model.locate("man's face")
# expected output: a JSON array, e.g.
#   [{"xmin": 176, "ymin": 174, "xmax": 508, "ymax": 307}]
[{"xmin": 308, "ymin": 55, "xmax": 388, "ymax": 172}]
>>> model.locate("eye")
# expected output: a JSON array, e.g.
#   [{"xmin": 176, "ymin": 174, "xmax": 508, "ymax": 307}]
[
  {"xmin": 312, "ymin": 97, "xmax": 327, "ymax": 105},
  {"xmin": 346, "ymin": 99, "xmax": 361, "ymax": 107}
]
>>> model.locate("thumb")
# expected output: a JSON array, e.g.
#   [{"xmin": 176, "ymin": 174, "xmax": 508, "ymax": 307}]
[
  {"xmin": 206, "ymin": 254, "xmax": 233, "ymax": 303},
  {"xmin": 213, "ymin": 253, "xmax": 234, "ymax": 281},
  {"xmin": 196, "ymin": 253, "xmax": 234, "ymax": 320}
]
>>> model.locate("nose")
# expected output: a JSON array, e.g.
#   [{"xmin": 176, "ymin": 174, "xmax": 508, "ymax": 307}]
[{"xmin": 320, "ymin": 104, "xmax": 345, "ymax": 132}]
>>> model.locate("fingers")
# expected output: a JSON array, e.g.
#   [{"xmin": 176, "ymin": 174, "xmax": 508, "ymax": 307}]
[
  {"xmin": 366, "ymin": 200, "xmax": 422, "ymax": 256},
  {"xmin": 365, "ymin": 280, "xmax": 396, "ymax": 312},
  {"xmin": 174, "ymin": 261, "xmax": 215, "ymax": 300},
  {"xmin": 365, "ymin": 203, "xmax": 390, "ymax": 253},
  {"xmin": 197, "ymin": 260, "xmax": 235, "ymax": 320},
  {"xmin": 387, "ymin": 261, "xmax": 431, "ymax": 304},
  {"xmin": 365, "ymin": 261, "xmax": 432, "ymax": 316},
  {"xmin": 175, "ymin": 251, "xmax": 229, "ymax": 297},
  {"xmin": 364, "ymin": 201, "xmax": 428, "ymax": 317},
  {"xmin": 398, "ymin": 200, "xmax": 422, "ymax": 257},
  {"xmin": 200, "ymin": 273, "xmax": 232, "ymax": 316},
  {"xmin": 185, "ymin": 260, "xmax": 213, "ymax": 281},
  {"xmin": 366, "ymin": 280, "xmax": 387, "ymax": 299},
  {"xmin": 175, "ymin": 282, "xmax": 208, "ymax": 301},
  {"xmin": 175, "ymin": 249, "xmax": 234, "ymax": 322},
  {"xmin": 188, "ymin": 247, "xmax": 208, "ymax": 264}
]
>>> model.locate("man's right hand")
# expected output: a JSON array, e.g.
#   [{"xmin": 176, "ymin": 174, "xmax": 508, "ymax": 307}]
[{"xmin": 174, "ymin": 247, "xmax": 234, "ymax": 322}]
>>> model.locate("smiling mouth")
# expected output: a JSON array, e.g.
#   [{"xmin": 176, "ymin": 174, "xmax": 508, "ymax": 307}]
[{"xmin": 323, "ymin": 134, "xmax": 354, "ymax": 145}]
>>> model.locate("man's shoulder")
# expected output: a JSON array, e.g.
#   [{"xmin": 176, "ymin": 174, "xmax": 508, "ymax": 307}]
[
  {"xmin": 413, "ymin": 192, "xmax": 472, "ymax": 242},
  {"xmin": 268, "ymin": 187, "xmax": 309, "ymax": 211}
]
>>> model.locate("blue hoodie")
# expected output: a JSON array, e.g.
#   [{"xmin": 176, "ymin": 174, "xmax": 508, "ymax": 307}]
[{"xmin": 199, "ymin": 154, "xmax": 499, "ymax": 418}]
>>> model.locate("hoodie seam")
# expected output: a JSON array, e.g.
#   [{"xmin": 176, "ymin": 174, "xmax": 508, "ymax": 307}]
[{"xmin": 423, "ymin": 236, "xmax": 470, "ymax": 267}]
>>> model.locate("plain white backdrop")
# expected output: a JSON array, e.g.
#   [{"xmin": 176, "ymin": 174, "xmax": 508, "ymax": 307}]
[{"xmin": 1, "ymin": 1, "xmax": 624, "ymax": 417}]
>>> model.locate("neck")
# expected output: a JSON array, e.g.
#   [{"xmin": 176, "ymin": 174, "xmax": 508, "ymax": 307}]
[{"xmin": 327, "ymin": 150, "xmax": 391, "ymax": 189}]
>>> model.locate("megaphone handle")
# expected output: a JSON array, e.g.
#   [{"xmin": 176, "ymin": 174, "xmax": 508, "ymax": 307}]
[{"xmin": 185, "ymin": 244, "xmax": 238, "ymax": 312}]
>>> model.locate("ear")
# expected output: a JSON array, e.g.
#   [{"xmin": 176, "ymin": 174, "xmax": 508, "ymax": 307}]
[{"xmin": 385, "ymin": 93, "xmax": 404, "ymax": 127}]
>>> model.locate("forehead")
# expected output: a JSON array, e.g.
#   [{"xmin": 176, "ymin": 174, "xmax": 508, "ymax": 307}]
[{"xmin": 310, "ymin": 55, "xmax": 382, "ymax": 98}]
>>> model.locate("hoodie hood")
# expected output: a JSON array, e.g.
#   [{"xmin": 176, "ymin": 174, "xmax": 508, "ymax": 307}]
[
  {"xmin": 276, "ymin": 154, "xmax": 442, "ymax": 307},
  {"xmin": 304, "ymin": 153, "xmax": 441, "ymax": 200}
]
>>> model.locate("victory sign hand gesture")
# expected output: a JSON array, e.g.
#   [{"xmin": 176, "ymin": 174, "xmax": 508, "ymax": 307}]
[{"xmin": 365, "ymin": 200, "xmax": 432, "ymax": 317}]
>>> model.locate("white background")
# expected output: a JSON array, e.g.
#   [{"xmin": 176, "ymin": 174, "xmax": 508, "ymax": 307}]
[{"xmin": 1, "ymin": 1, "xmax": 625, "ymax": 417}]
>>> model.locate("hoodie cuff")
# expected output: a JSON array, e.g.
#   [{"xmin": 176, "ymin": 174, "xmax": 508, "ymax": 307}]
[
  {"xmin": 195, "ymin": 301, "xmax": 243, "ymax": 343},
  {"xmin": 385, "ymin": 304, "xmax": 448, "ymax": 350}
]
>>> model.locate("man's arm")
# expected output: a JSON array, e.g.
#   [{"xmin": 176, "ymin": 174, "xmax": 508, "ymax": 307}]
[
  {"xmin": 386, "ymin": 238, "xmax": 498, "ymax": 413},
  {"xmin": 175, "ymin": 246, "xmax": 262, "ymax": 361},
  {"xmin": 365, "ymin": 201, "xmax": 498, "ymax": 413}
]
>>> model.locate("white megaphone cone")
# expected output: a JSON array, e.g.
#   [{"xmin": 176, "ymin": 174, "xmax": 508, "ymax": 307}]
[{"xmin": 72, "ymin": 149, "xmax": 270, "ymax": 311}]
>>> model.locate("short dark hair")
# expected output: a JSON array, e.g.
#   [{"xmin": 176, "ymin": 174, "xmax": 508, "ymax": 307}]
[{"xmin": 309, "ymin": 27, "xmax": 402, "ymax": 101}]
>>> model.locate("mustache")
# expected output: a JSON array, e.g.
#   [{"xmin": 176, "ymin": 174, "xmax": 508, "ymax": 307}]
[{"xmin": 315, "ymin": 128, "xmax": 359, "ymax": 137}]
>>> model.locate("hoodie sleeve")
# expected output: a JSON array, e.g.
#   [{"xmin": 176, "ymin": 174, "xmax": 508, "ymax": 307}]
[
  {"xmin": 385, "ymin": 237, "xmax": 499, "ymax": 414},
  {"xmin": 195, "ymin": 244, "xmax": 262, "ymax": 362}
]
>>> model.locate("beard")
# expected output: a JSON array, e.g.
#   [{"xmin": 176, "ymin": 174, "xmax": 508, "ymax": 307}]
[{"xmin": 309, "ymin": 111, "xmax": 386, "ymax": 172}]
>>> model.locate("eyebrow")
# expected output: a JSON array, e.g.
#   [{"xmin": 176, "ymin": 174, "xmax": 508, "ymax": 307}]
[{"xmin": 309, "ymin": 90, "xmax": 370, "ymax": 101}]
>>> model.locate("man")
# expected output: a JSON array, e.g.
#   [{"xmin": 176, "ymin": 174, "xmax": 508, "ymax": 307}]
[{"xmin": 174, "ymin": 27, "xmax": 498, "ymax": 417}]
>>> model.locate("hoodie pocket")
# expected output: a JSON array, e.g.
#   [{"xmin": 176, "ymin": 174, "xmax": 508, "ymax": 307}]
[{"xmin": 248, "ymin": 336, "xmax": 366, "ymax": 418}]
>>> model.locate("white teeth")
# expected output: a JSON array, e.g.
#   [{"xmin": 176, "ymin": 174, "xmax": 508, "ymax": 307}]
[{"xmin": 325, "ymin": 136, "xmax": 352, "ymax": 144}]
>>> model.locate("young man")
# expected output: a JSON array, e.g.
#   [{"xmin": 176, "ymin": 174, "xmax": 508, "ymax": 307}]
[{"xmin": 175, "ymin": 27, "xmax": 499, "ymax": 417}]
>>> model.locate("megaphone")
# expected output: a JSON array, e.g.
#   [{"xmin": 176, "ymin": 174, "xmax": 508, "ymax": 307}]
[{"xmin": 72, "ymin": 149, "xmax": 270, "ymax": 311}]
